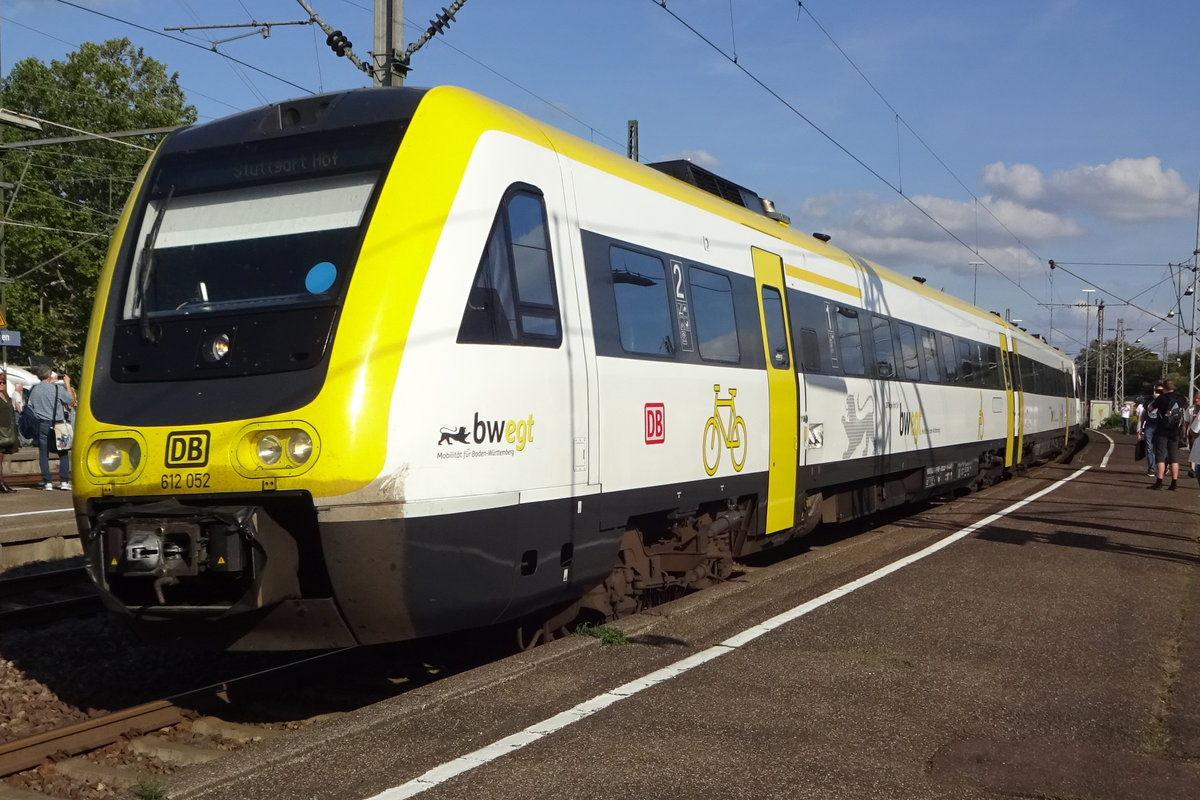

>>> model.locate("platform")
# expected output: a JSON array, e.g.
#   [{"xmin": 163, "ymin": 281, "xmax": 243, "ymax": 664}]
[
  {"xmin": 1, "ymin": 446, "xmax": 65, "ymax": 486},
  {"xmin": 147, "ymin": 430, "xmax": 1200, "ymax": 800}
]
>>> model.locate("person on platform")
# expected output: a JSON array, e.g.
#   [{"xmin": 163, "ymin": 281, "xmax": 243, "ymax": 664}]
[
  {"xmin": 0, "ymin": 370, "xmax": 19, "ymax": 493},
  {"xmin": 1148, "ymin": 379, "xmax": 1185, "ymax": 490},
  {"xmin": 25, "ymin": 365, "xmax": 74, "ymax": 491},
  {"xmin": 1138, "ymin": 385, "xmax": 1163, "ymax": 478},
  {"xmin": 1120, "ymin": 401, "xmax": 1133, "ymax": 434}
]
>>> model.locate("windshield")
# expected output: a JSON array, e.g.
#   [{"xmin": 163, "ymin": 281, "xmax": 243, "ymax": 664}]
[{"xmin": 123, "ymin": 171, "xmax": 377, "ymax": 320}]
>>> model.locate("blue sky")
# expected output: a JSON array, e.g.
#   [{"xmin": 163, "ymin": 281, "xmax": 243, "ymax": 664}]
[{"xmin": 4, "ymin": 1, "xmax": 1199, "ymax": 362}]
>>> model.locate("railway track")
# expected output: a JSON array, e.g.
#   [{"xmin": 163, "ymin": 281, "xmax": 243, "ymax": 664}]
[
  {"xmin": 0, "ymin": 628, "xmax": 518, "ymax": 798},
  {"xmin": 0, "ymin": 647, "xmax": 362, "ymax": 796},
  {"xmin": 0, "ymin": 567, "xmax": 98, "ymax": 625}
]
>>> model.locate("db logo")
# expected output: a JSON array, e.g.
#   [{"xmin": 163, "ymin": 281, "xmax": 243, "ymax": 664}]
[
  {"xmin": 644, "ymin": 403, "xmax": 665, "ymax": 445},
  {"xmin": 165, "ymin": 430, "xmax": 210, "ymax": 467}
]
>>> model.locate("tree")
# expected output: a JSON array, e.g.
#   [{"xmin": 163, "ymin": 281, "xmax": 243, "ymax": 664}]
[
  {"xmin": 1076, "ymin": 339, "xmax": 1167, "ymax": 401},
  {"xmin": 0, "ymin": 38, "xmax": 197, "ymax": 378}
]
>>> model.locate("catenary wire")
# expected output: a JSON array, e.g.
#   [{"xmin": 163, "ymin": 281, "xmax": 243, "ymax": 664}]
[{"xmin": 648, "ymin": 1, "xmax": 1044, "ymax": 307}]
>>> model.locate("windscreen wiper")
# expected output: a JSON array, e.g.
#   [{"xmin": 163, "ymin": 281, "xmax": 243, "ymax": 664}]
[{"xmin": 134, "ymin": 185, "xmax": 175, "ymax": 344}]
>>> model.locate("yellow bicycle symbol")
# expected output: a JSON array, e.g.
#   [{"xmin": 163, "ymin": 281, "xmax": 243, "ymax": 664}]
[{"xmin": 703, "ymin": 384, "xmax": 747, "ymax": 476}]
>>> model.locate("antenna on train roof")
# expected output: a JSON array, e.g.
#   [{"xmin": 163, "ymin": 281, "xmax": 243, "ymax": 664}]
[{"xmin": 812, "ymin": 232, "xmax": 831, "ymax": 242}]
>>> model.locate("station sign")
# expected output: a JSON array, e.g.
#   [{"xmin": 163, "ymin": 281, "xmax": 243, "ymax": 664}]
[{"xmin": 0, "ymin": 330, "xmax": 21, "ymax": 346}]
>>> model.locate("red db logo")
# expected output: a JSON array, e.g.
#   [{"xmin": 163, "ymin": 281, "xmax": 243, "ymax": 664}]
[{"xmin": 644, "ymin": 403, "xmax": 665, "ymax": 445}]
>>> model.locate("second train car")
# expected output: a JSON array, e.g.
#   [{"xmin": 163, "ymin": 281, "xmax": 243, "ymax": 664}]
[{"xmin": 74, "ymin": 86, "xmax": 1080, "ymax": 649}]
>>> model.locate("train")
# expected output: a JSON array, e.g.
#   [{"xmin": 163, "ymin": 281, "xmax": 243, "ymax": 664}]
[{"xmin": 73, "ymin": 85, "xmax": 1080, "ymax": 650}]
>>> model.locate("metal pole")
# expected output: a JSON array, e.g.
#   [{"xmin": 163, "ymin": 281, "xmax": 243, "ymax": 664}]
[
  {"xmin": 1096, "ymin": 302, "xmax": 1105, "ymax": 402},
  {"xmin": 1083, "ymin": 304, "xmax": 1091, "ymax": 403},
  {"xmin": 1108, "ymin": 319, "xmax": 1118, "ymax": 407},
  {"xmin": 373, "ymin": 0, "xmax": 405, "ymax": 86},
  {"xmin": 1191, "ymin": 258, "xmax": 1199, "ymax": 400},
  {"xmin": 968, "ymin": 261, "xmax": 984, "ymax": 306},
  {"xmin": 1082, "ymin": 289, "xmax": 1095, "ymax": 404}
]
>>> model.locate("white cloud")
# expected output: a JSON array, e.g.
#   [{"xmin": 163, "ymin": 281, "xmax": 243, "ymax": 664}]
[
  {"xmin": 983, "ymin": 156, "xmax": 1195, "ymax": 223},
  {"xmin": 981, "ymin": 163, "xmax": 1046, "ymax": 205},
  {"xmin": 797, "ymin": 190, "xmax": 1081, "ymax": 266}
]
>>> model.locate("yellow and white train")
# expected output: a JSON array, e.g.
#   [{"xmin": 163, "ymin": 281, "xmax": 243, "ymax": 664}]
[{"xmin": 74, "ymin": 86, "xmax": 1080, "ymax": 650}]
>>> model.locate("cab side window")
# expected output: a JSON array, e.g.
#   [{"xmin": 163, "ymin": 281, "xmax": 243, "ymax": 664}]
[{"xmin": 457, "ymin": 186, "xmax": 562, "ymax": 347}]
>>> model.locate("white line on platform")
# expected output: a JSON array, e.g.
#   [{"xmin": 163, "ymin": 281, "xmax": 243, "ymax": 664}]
[
  {"xmin": 366, "ymin": 465, "xmax": 1093, "ymax": 800},
  {"xmin": 0, "ymin": 507, "xmax": 73, "ymax": 519},
  {"xmin": 1094, "ymin": 429, "xmax": 1115, "ymax": 468}
]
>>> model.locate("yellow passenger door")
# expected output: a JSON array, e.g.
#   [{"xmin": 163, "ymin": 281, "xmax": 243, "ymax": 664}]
[{"xmin": 752, "ymin": 247, "xmax": 798, "ymax": 534}]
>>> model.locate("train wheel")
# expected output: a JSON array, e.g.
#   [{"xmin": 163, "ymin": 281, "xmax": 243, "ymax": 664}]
[
  {"xmin": 703, "ymin": 417, "xmax": 721, "ymax": 475},
  {"xmin": 514, "ymin": 600, "xmax": 580, "ymax": 651}
]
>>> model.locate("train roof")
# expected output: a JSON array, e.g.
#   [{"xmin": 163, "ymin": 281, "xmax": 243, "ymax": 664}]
[
  {"xmin": 159, "ymin": 87, "xmax": 430, "ymax": 155},
  {"xmin": 152, "ymin": 85, "xmax": 1069, "ymax": 365}
]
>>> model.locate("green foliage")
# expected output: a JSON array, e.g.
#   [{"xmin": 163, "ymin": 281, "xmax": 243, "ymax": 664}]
[
  {"xmin": 574, "ymin": 622, "xmax": 629, "ymax": 646},
  {"xmin": 0, "ymin": 39, "xmax": 197, "ymax": 378},
  {"xmin": 1076, "ymin": 337, "xmax": 1197, "ymax": 400},
  {"xmin": 132, "ymin": 776, "xmax": 168, "ymax": 800}
]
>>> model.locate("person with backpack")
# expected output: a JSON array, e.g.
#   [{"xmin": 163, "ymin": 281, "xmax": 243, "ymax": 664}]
[
  {"xmin": 1148, "ymin": 378, "xmax": 1186, "ymax": 490},
  {"xmin": 25, "ymin": 365, "xmax": 74, "ymax": 491}
]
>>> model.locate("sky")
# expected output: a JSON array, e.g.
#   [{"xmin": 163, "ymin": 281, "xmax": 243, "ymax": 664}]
[{"xmin": 3, "ymin": 0, "xmax": 1199, "ymax": 364}]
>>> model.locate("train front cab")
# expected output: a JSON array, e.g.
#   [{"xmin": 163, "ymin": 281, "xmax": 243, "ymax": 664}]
[{"xmin": 73, "ymin": 87, "xmax": 619, "ymax": 650}]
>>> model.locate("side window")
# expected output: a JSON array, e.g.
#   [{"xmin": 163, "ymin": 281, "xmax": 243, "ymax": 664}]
[
  {"xmin": 871, "ymin": 315, "xmax": 896, "ymax": 379},
  {"xmin": 690, "ymin": 266, "xmax": 740, "ymax": 363},
  {"xmin": 457, "ymin": 187, "xmax": 561, "ymax": 347},
  {"xmin": 824, "ymin": 301, "xmax": 840, "ymax": 371},
  {"xmin": 760, "ymin": 286, "xmax": 790, "ymax": 369},
  {"xmin": 957, "ymin": 339, "xmax": 976, "ymax": 386},
  {"xmin": 983, "ymin": 345, "xmax": 1001, "ymax": 389},
  {"xmin": 836, "ymin": 306, "xmax": 865, "ymax": 376},
  {"xmin": 920, "ymin": 328, "xmax": 941, "ymax": 382},
  {"xmin": 895, "ymin": 323, "xmax": 920, "ymax": 381},
  {"xmin": 939, "ymin": 333, "xmax": 958, "ymax": 383},
  {"xmin": 611, "ymin": 245, "xmax": 675, "ymax": 356}
]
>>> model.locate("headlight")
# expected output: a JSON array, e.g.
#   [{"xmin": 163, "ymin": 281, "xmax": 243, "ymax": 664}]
[
  {"xmin": 287, "ymin": 430, "xmax": 313, "ymax": 464},
  {"xmin": 87, "ymin": 437, "xmax": 143, "ymax": 479},
  {"xmin": 202, "ymin": 332, "xmax": 232, "ymax": 363},
  {"xmin": 98, "ymin": 441, "xmax": 125, "ymax": 472},
  {"xmin": 235, "ymin": 423, "xmax": 319, "ymax": 476},
  {"xmin": 256, "ymin": 434, "xmax": 283, "ymax": 465}
]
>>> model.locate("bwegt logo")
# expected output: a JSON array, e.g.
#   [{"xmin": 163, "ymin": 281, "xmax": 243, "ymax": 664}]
[
  {"xmin": 439, "ymin": 413, "xmax": 536, "ymax": 451},
  {"xmin": 474, "ymin": 412, "xmax": 535, "ymax": 451},
  {"xmin": 898, "ymin": 410, "xmax": 923, "ymax": 440}
]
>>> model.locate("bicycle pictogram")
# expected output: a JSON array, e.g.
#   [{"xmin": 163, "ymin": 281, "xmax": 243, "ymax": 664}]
[{"xmin": 702, "ymin": 384, "xmax": 747, "ymax": 476}]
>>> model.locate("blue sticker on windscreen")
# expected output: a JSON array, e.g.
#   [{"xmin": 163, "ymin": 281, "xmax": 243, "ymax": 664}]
[{"xmin": 305, "ymin": 261, "xmax": 337, "ymax": 294}]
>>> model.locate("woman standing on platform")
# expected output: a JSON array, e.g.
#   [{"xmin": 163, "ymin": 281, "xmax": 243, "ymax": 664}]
[{"xmin": 0, "ymin": 369, "xmax": 19, "ymax": 493}]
